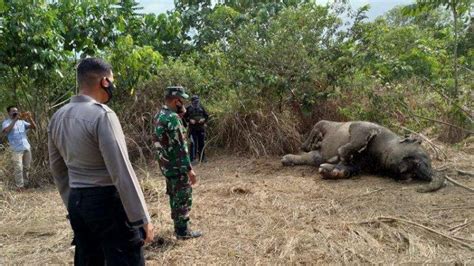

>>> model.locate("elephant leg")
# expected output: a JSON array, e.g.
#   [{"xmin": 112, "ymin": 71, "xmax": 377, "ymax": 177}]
[
  {"xmin": 281, "ymin": 150, "xmax": 323, "ymax": 166},
  {"xmin": 319, "ymin": 161, "xmax": 361, "ymax": 179},
  {"xmin": 319, "ymin": 163, "xmax": 337, "ymax": 178},
  {"xmin": 301, "ymin": 126, "xmax": 323, "ymax": 152},
  {"xmin": 337, "ymin": 124, "xmax": 380, "ymax": 162}
]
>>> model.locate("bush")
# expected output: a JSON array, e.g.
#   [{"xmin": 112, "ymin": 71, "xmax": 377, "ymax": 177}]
[{"xmin": 210, "ymin": 108, "xmax": 302, "ymax": 156}]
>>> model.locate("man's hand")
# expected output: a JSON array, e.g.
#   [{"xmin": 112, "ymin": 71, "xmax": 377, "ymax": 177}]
[
  {"xmin": 190, "ymin": 119, "xmax": 196, "ymax": 125},
  {"xmin": 143, "ymin": 223, "xmax": 155, "ymax": 244},
  {"xmin": 188, "ymin": 169, "xmax": 197, "ymax": 185},
  {"xmin": 199, "ymin": 118, "xmax": 205, "ymax": 124},
  {"xmin": 24, "ymin": 112, "xmax": 32, "ymax": 120},
  {"xmin": 23, "ymin": 111, "xmax": 36, "ymax": 130}
]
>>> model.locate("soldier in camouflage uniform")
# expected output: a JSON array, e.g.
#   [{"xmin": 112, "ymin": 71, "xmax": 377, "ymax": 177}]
[{"xmin": 155, "ymin": 86, "xmax": 202, "ymax": 240}]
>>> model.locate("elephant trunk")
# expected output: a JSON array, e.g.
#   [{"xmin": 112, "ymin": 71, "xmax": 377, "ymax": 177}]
[{"xmin": 416, "ymin": 172, "xmax": 445, "ymax": 193}]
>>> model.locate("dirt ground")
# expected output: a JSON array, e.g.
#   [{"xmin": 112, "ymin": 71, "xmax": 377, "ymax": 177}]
[{"xmin": 0, "ymin": 144, "xmax": 473, "ymax": 264}]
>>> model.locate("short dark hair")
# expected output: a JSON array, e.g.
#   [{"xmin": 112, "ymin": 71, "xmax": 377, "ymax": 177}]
[
  {"xmin": 76, "ymin": 57, "xmax": 112, "ymax": 88},
  {"xmin": 6, "ymin": 105, "xmax": 17, "ymax": 112}
]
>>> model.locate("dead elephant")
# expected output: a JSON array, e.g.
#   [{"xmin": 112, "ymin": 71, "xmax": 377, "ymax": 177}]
[{"xmin": 281, "ymin": 120, "xmax": 445, "ymax": 192}]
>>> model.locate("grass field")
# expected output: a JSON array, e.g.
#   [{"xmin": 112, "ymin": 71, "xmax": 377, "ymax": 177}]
[{"xmin": 1, "ymin": 144, "xmax": 473, "ymax": 264}]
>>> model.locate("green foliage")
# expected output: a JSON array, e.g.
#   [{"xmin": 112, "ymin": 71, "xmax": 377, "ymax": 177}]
[
  {"xmin": 115, "ymin": 0, "xmax": 144, "ymax": 38},
  {"xmin": 353, "ymin": 18, "xmax": 449, "ymax": 82},
  {"xmin": 224, "ymin": 3, "xmax": 344, "ymax": 112},
  {"xmin": 52, "ymin": 0, "xmax": 117, "ymax": 56},
  {"xmin": 0, "ymin": 0, "xmax": 472, "ymax": 168},
  {"xmin": 139, "ymin": 12, "xmax": 185, "ymax": 57},
  {"xmin": 108, "ymin": 35, "xmax": 163, "ymax": 96},
  {"xmin": 0, "ymin": 0, "xmax": 69, "ymax": 111},
  {"xmin": 402, "ymin": 0, "xmax": 471, "ymax": 17},
  {"xmin": 197, "ymin": 5, "xmax": 242, "ymax": 48},
  {"xmin": 152, "ymin": 59, "xmax": 207, "ymax": 96},
  {"xmin": 402, "ymin": 0, "xmax": 472, "ymax": 99}
]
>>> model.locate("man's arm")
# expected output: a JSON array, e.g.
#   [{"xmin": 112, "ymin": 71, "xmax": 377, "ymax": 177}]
[
  {"xmin": 48, "ymin": 127, "xmax": 70, "ymax": 207},
  {"xmin": 169, "ymin": 115, "xmax": 195, "ymax": 181},
  {"xmin": 25, "ymin": 112, "xmax": 36, "ymax": 130},
  {"xmin": 2, "ymin": 119, "xmax": 17, "ymax": 134},
  {"xmin": 97, "ymin": 111, "xmax": 151, "ymax": 226},
  {"xmin": 183, "ymin": 106, "xmax": 191, "ymax": 122}
]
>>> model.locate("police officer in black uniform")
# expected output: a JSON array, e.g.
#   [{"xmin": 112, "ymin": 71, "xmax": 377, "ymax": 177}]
[{"xmin": 184, "ymin": 95, "xmax": 209, "ymax": 163}]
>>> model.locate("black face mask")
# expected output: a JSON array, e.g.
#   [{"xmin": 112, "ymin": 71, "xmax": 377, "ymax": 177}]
[{"xmin": 101, "ymin": 78, "xmax": 115, "ymax": 104}]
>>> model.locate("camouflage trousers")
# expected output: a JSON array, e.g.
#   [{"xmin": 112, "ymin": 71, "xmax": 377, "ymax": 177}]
[{"xmin": 165, "ymin": 174, "xmax": 193, "ymax": 229}]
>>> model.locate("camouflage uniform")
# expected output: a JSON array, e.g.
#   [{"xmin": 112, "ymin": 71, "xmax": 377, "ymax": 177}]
[{"xmin": 155, "ymin": 96, "xmax": 193, "ymax": 230}]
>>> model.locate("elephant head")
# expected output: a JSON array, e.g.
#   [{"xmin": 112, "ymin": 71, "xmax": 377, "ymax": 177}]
[{"xmin": 387, "ymin": 142, "xmax": 445, "ymax": 192}]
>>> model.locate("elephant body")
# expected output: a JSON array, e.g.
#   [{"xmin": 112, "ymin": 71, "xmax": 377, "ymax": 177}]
[{"xmin": 282, "ymin": 120, "xmax": 444, "ymax": 192}]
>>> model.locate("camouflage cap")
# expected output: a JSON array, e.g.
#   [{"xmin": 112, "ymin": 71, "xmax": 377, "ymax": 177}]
[{"xmin": 165, "ymin": 86, "xmax": 189, "ymax": 99}]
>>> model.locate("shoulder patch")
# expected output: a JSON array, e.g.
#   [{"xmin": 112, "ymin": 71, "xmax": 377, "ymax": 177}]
[{"xmin": 93, "ymin": 102, "xmax": 114, "ymax": 113}]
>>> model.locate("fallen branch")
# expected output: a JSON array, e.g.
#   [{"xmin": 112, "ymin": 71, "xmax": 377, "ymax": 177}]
[
  {"xmin": 410, "ymin": 114, "xmax": 473, "ymax": 135},
  {"xmin": 445, "ymin": 175, "xmax": 474, "ymax": 193},
  {"xmin": 377, "ymin": 216, "xmax": 473, "ymax": 251},
  {"xmin": 399, "ymin": 125, "xmax": 447, "ymax": 160},
  {"xmin": 453, "ymin": 236, "xmax": 474, "ymax": 242},
  {"xmin": 457, "ymin": 169, "xmax": 474, "ymax": 177},
  {"xmin": 435, "ymin": 165, "xmax": 450, "ymax": 171},
  {"xmin": 449, "ymin": 219, "xmax": 470, "ymax": 234},
  {"xmin": 361, "ymin": 188, "xmax": 384, "ymax": 196},
  {"xmin": 448, "ymin": 219, "xmax": 467, "ymax": 231},
  {"xmin": 431, "ymin": 206, "xmax": 474, "ymax": 211},
  {"xmin": 343, "ymin": 188, "xmax": 384, "ymax": 201}
]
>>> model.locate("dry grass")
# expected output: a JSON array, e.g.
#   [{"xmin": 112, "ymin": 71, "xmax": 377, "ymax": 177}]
[
  {"xmin": 211, "ymin": 110, "xmax": 302, "ymax": 156},
  {"xmin": 1, "ymin": 144, "xmax": 473, "ymax": 264}
]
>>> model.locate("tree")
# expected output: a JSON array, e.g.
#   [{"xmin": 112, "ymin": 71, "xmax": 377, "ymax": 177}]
[
  {"xmin": 115, "ymin": 0, "xmax": 144, "ymax": 40},
  {"xmin": 226, "ymin": 3, "xmax": 343, "ymax": 112},
  {"xmin": 108, "ymin": 35, "xmax": 163, "ymax": 96},
  {"xmin": 0, "ymin": 1, "xmax": 67, "ymax": 105},
  {"xmin": 174, "ymin": 0, "xmax": 213, "ymax": 46},
  {"xmin": 138, "ymin": 12, "xmax": 187, "ymax": 57},
  {"xmin": 174, "ymin": 0, "xmax": 311, "ymax": 50},
  {"xmin": 403, "ymin": 0, "xmax": 472, "ymax": 98},
  {"xmin": 53, "ymin": 0, "xmax": 118, "ymax": 57}
]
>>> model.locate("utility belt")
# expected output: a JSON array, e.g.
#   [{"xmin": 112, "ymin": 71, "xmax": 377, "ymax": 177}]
[
  {"xmin": 164, "ymin": 172, "xmax": 187, "ymax": 179},
  {"xmin": 70, "ymin": 185, "xmax": 117, "ymax": 196}
]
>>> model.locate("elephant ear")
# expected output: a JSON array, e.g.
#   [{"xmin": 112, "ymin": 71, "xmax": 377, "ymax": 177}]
[
  {"xmin": 400, "ymin": 134, "xmax": 422, "ymax": 144},
  {"xmin": 397, "ymin": 155, "xmax": 421, "ymax": 178}
]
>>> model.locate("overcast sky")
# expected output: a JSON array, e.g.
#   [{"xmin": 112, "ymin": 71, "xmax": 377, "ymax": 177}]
[{"xmin": 138, "ymin": 0, "xmax": 414, "ymax": 19}]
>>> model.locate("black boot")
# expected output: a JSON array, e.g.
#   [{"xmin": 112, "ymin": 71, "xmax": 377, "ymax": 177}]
[{"xmin": 175, "ymin": 226, "xmax": 202, "ymax": 240}]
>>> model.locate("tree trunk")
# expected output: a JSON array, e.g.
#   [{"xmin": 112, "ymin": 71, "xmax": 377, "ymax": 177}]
[{"xmin": 452, "ymin": 2, "xmax": 459, "ymax": 98}]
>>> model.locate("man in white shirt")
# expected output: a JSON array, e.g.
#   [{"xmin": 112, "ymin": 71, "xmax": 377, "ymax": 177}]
[{"xmin": 2, "ymin": 106, "xmax": 36, "ymax": 190}]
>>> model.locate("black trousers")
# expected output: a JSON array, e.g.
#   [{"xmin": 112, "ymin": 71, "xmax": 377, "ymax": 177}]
[
  {"xmin": 68, "ymin": 186, "xmax": 145, "ymax": 266},
  {"xmin": 190, "ymin": 130, "xmax": 205, "ymax": 162}
]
